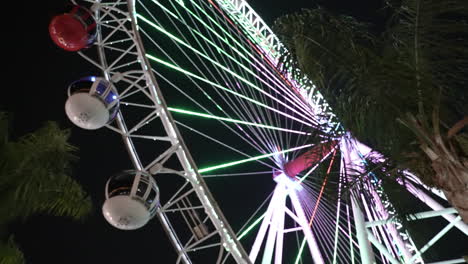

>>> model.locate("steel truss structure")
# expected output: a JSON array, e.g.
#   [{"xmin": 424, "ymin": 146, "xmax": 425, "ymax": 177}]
[{"xmin": 72, "ymin": 0, "xmax": 467, "ymax": 263}]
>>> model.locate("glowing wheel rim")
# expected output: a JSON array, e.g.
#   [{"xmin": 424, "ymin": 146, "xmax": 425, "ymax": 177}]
[{"xmin": 69, "ymin": 0, "xmax": 468, "ymax": 263}]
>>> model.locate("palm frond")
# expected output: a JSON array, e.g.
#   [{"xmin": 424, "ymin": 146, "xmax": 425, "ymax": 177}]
[
  {"xmin": 0, "ymin": 112, "xmax": 9, "ymax": 149},
  {"xmin": 0, "ymin": 236, "xmax": 24, "ymax": 264},
  {"xmin": 273, "ymin": 1, "xmax": 468, "ymax": 221},
  {"xmin": 0, "ymin": 119, "xmax": 92, "ymax": 223}
]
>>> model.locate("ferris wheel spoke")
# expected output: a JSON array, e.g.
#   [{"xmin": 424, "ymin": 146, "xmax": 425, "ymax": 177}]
[
  {"xmin": 170, "ymin": 0, "xmax": 315, "ymax": 114},
  {"xmin": 198, "ymin": 144, "xmax": 313, "ymax": 174},
  {"xmin": 53, "ymin": 0, "xmax": 464, "ymax": 262},
  {"xmin": 236, "ymin": 190, "xmax": 276, "ymax": 240},
  {"xmin": 307, "ymin": 214, "xmax": 357, "ymax": 262},
  {"xmin": 153, "ymin": 68, "xmax": 274, "ymax": 156},
  {"xmin": 138, "ymin": 1, "xmax": 315, "ymax": 154},
  {"xmin": 185, "ymin": 29, "xmax": 285, "ymax": 150},
  {"xmin": 314, "ymin": 212, "xmax": 352, "ymax": 260},
  {"xmin": 139, "ymin": 1, "xmax": 317, "ymax": 123},
  {"xmin": 149, "ymin": 57, "xmax": 274, "ymax": 157},
  {"xmin": 145, "ymin": 53, "xmax": 313, "ymax": 129},
  {"xmin": 296, "ymin": 176, "xmax": 363, "ymax": 262},
  {"xmin": 174, "ymin": 121, "xmax": 276, "ymax": 170},
  {"xmin": 168, "ymin": 107, "xmax": 309, "ymax": 134},
  {"xmin": 149, "ymin": 19, "xmax": 281, "ymax": 151},
  {"xmin": 202, "ymin": 171, "xmax": 272, "ymax": 178},
  {"xmin": 192, "ymin": 0, "xmax": 315, "ymax": 115},
  {"xmin": 137, "ymin": 13, "xmax": 306, "ymax": 117}
]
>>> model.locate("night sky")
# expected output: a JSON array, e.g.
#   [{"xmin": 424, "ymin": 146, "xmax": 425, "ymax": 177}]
[{"xmin": 4, "ymin": 0, "xmax": 464, "ymax": 263}]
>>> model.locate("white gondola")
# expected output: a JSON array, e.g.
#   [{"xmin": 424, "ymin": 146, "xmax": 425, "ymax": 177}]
[
  {"xmin": 64, "ymin": 76, "xmax": 119, "ymax": 130},
  {"xmin": 102, "ymin": 170, "xmax": 159, "ymax": 230}
]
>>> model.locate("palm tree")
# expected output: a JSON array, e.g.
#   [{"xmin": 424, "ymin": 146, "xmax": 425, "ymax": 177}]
[
  {"xmin": 273, "ymin": 0, "xmax": 468, "ymax": 222},
  {"xmin": 0, "ymin": 112, "xmax": 92, "ymax": 263}
]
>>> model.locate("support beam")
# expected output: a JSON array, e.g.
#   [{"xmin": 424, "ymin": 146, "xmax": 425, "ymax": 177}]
[
  {"xmin": 289, "ymin": 188, "xmax": 325, "ymax": 264},
  {"xmin": 274, "ymin": 189, "xmax": 286, "ymax": 264},
  {"xmin": 428, "ymin": 258, "xmax": 467, "ymax": 264},
  {"xmin": 261, "ymin": 183, "xmax": 287, "ymax": 264},
  {"xmin": 409, "ymin": 216, "xmax": 462, "ymax": 263},
  {"xmin": 249, "ymin": 184, "xmax": 283, "ymax": 262},
  {"xmin": 406, "ymin": 183, "xmax": 468, "ymax": 236},
  {"xmin": 351, "ymin": 197, "xmax": 376, "ymax": 264},
  {"xmin": 366, "ymin": 231, "xmax": 401, "ymax": 264},
  {"xmin": 365, "ymin": 208, "xmax": 458, "ymax": 228}
]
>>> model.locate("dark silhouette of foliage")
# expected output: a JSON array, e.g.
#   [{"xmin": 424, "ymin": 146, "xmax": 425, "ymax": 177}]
[
  {"xmin": 274, "ymin": 0, "xmax": 468, "ymax": 222},
  {"xmin": 0, "ymin": 112, "xmax": 92, "ymax": 263}
]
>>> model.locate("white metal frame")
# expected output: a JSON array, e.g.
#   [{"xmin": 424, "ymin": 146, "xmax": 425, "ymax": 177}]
[
  {"xmin": 342, "ymin": 137, "xmax": 468, "ymax": 264},
  {"xmin": 248, "ymin": 175, "xmax": 324, "ymax": 264},
  {"xmin": 72, "ymin": 0, "xmax": 467, "ymax": 263},
  {"xmin": 213, "ymin": 0, "xmax": 339, "ymax": 132},
  {"xmin": 80, "ymin": 0, "xmax": 251, "ymax": 263}
]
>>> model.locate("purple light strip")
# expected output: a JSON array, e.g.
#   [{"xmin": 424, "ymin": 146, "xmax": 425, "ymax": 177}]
[
  {"xmin": 360, "ymin": 193, "xmax": 395, "ymax": 263},
  {"xmin": 345, "ymin": 203, "xmax": 357, "ymax": 263},
  {"xmin": 170, "ymin": 1, "xmax": 318, "ymax": 123},
  {"xmin": 288, "ymin": 187, "xmax": 325, "ymax": 264},
  {"xmin": 347, "ymin": 138, "xmax": 413, "ymax": 261},
  {"xmin": 298, "ymin": 184, "xmax": 360, "ymax": 261}
]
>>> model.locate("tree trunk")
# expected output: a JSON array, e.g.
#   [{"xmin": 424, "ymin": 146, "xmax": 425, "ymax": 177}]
[
  {"xmin": 433, "ymin": 161, "xmax": 468, "ymax": 223},
  {"xmin": 405, "ymin": 114, "xmax": 468, "ymax": 223}
]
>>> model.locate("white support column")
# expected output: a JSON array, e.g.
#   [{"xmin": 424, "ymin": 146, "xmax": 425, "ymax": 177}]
[
  {"xmin": 366, "ymin": 185, "xmax": 412, "ymax": 262},
  {"xmin": 262, "ymin": 209, "xmax": 279, "ymax": 264},
  {"xmin": 427, "ymin": 258, "xmax": 467, "ymax": 264},
  {"xmin": 351, "ymin": 197, "xmax": 376, "ymax": 264},
  {"xmin": 249, "ymin": 184, "xmax": 283, "ymax": 262},
  {"xmin": 366, "ymin": 208, "xmax": 458, "ymax": 228},
  {"xmin": 366, "ymin": 231, "xmax": 401, "ymax": 264},
  {"xmin": 262, "ymin": 184, "xmax": 286, "ymax": 264},
  {"xmin": 274, "ymin": 186, "xmax": 286, "ymax": 264},
  {"xmin": 341, "ymin": 138, "xmax": 376, "ymax": 264},
  {"xmin": 289, "ymin": 188, "xmax": 325, "ymax": 264}
]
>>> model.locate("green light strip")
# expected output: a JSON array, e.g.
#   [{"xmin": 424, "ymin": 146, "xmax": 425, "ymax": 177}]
[
  {"xmin": 147, "ymin": 0, "xmax": 314, "ymax": 115},
  {"xmin": 154, "ymin": 0, "xmax": 250, "ymax": 63},
  {"xmin": 145, "ymin": 54, "xmax": 302, "ymax": 124},
  {"xmin": 238, "ymin": 212, "xmax": 266, "ymax": 240},
  {"xmin": 156, "ymin": 1, "xmax": 312, "ymax": 114},
  {"xmin": 168, "ymin": 107, "xmax": 307, "ymax": 135},
  {"xmin": 137, "ymin": 14, "xmax": 259, "ymax": 89},
  {"xmin": 137, "ymin": 13, "xmax": 307, "ymax": 125},
  {"xmin": 198, "ymin": 144, "xmax": 312, "ymax": 173},
  {"xmin": 185, "ymin": 0, "xmax": 332, "ymax": 117},
  {"xmin": 185, "ymin": 0, "xmax": 253, "ymax": 60},
  {"xmin": 294, "ymin": 238, "xmax": 307, "ymax": 264},
  {"xmin": 138, "ymin": 5, "xmax": 316, "ymax": 127},
  {"xmin": 150, "ymin": 0, "xmax": 179, "ymax": 19}
]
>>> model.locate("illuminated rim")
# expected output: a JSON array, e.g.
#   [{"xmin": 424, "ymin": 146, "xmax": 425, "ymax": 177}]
[{"xmin": 73, "ymin": 0, "xmax": 468, "ymax": 263}]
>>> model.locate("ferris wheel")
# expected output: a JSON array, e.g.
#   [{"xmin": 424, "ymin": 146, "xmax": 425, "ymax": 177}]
[{"xmin": 49, "ymin": 0, "xmax": 468, "ymax": 263}]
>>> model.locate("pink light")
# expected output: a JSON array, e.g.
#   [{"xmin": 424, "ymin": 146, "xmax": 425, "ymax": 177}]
[
  {"xmin": 308, "ymin": 149, "xmax": 337, "ymax": 226},
  {"xmin": 283, "ymin": 140, "xmax": 338, "ymax": 178}
]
